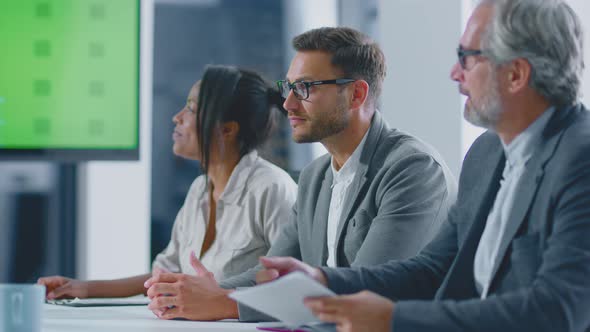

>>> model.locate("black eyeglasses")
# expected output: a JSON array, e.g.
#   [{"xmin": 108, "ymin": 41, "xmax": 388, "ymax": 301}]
[
  {"xmin": 277, "ymin": 78, "xmax": 356, "ymax": 100},
  {"xmin": 457, "ymin": 46, "xmax": 483, "ymax": 70}
]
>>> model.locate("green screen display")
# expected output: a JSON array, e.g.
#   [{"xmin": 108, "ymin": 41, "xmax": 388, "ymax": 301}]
[{"xmin": 0, "ymin": 0, "xmax": 139, "ymax": 159}]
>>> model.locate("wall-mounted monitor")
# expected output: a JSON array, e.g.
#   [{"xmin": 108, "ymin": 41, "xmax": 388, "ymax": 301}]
[{"xmin": 0, "ymin": 0, "xmax": 140, "ymax": 161}]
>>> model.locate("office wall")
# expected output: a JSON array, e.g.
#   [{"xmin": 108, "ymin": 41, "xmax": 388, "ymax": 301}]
[
  {"xmin": 76, "ymin": 0, "xmax": 154, "ymax": 280},
  {"xmin": 378, "ymin": 0, "xmax": 464, "ymax": 177},
  {"xmin": 283, "ymin": 0, "xmax": 337, "ymax": 170}
]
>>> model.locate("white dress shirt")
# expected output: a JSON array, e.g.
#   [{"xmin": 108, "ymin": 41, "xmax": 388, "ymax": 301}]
[
  {"xmin": 474, "ymin": 107, "xmax": 555, "ymax": 298},
  {"xmin": 152, "ymin": 150, "xmax": 297, "ymax": 281},
  {"xmin": 326, "ymin": 130, "xmax": 369, "ymax": 267}
]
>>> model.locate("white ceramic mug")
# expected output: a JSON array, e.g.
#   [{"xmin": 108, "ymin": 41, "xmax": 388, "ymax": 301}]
[{"xmin": 0, "ymin": 284, "xmax": 45, "ymax": 332}]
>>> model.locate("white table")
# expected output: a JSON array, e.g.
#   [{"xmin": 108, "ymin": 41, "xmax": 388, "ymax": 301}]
[{"xmin": 42, "ymin": 304, "xmax": 260, "ymax": 331}]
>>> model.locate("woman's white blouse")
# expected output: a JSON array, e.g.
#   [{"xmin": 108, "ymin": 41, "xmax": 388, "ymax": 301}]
[{"xmin": 152, "ymin": 150, "xmax": 297, "ymax": 281}]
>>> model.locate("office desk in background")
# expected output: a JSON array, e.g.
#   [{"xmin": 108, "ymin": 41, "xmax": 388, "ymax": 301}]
[{"xmin": 43, "ymin": 304, "xmax": 260, "ymax": 332}]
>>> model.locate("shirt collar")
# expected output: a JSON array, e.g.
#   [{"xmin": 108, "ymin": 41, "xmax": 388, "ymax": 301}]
[
  {"xmin": 502, "ymin": 106, "xmax": 555, "ymax": 168},
  {"xmin": 331, "ymin": 128, "xmax": 369, "ymax": 186},
  {"xmin": 198, "ymin": 150, "xmax": 259, "ymax": 203}
]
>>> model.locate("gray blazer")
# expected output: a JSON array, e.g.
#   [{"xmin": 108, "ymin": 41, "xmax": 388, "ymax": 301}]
[
  {"xmin": 324, "ymin": 104, "xmax": 590, "ymax": 332},
  {"xmin": 222, "ymin": 111, "xmax": 457, "ymax": 321}
]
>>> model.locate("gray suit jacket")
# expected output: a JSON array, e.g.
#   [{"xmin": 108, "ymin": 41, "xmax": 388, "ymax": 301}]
[
  {"xmin": 324, "ymin": 104, "xmax": 590, "ymax": 332},
  {"xmin": 222, "ymin": 111, "xmax": 457, "ymax": 321}
]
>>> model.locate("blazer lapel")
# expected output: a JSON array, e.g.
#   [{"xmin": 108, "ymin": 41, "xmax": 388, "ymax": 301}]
[
  {"xmin": 334, "ymin": 168, "xmax": 369, "ymax": 256},
  {"xmin": 334, "ymin": 112, "xmax": 385, "ymax": 265},
  {"xmin": 486, "ymin": 153, "xmax": 545, "ymax": 282},
  {"xmin": 436, "ymin": 145, "xmax": 505, "ymax": 300},
  {"xmin": 310, "ymin": 167, "xmax": 333, "ymax": 266},
  {"xmin": 487, "ymin": 106, "xmax": 577, "ymax": 287}
]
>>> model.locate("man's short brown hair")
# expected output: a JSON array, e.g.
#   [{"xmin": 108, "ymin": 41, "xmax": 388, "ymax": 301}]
[{"xmin": 293, "ymin": 27, "xmax": 386, "ymax": 107}]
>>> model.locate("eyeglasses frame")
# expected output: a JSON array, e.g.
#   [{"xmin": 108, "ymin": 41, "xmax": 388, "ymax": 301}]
[{"xmin": 277, "ymin": 78, "xmax": 356, "ymax": 100}]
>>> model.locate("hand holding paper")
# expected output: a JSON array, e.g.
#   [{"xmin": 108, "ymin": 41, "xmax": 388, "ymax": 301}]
[
  {"xmin": 230, "ymin": 271, "xmax": 336, "ymax": 327},
  {"xmin": 305, "ymin": 290, "xmax": 394, "ymax": 332},
  {"xmin": 256, "ymin": 256, "xmax": 327, "ymax": 286}
]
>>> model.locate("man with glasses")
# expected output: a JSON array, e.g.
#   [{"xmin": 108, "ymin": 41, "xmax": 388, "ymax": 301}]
[
  {"xmin": 144, "ymin": 26, "xmax": 457, "ymax": 321},
  {"xmin": 258, "ymin": 1, "xmax": 590, "ymax": 331}
]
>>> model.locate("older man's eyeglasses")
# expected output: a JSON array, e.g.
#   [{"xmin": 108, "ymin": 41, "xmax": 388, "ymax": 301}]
[
  {"xmin": 457, "ymin": 46, "xmax": 483, "ymax": 70},
  {"xmin": 277, "ymin": 79, "xmax": 356, "ymax": 100}
]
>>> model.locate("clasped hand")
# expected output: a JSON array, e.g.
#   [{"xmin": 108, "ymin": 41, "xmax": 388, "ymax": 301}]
[{"xmin": 144, "ymin": 251, "xmax": 233, "ymax": 320}]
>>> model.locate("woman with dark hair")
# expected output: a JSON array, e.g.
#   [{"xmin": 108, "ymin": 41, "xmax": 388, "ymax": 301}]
[{"xmin": 38, "ymin": 65, "xmax": 297, "ymax": 299}]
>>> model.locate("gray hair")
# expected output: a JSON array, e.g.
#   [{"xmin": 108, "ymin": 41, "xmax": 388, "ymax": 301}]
[{"xmin": 480, "ymin": 0, "xmax": 584, "ymax": 108}]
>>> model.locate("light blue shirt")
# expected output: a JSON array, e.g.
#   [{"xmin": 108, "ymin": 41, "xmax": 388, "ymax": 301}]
[{"xmin": 474, "ymin": 107, "xmax": 555, "ymax": 298}]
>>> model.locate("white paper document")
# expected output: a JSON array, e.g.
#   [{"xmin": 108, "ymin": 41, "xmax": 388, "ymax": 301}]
[
  {"xmin": 229, "ymin": 272, "xmax": 336, "ymax": 327},
  {"xmin": 46, "ymin": 295, "xmax": 151, "ymax": 307}
]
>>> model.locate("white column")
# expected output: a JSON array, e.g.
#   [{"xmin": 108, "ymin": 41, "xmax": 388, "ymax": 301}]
[
  {"xmin": 76, "ymin": 0, "xmax": 154, "ymax": 280},
  {"xmin": 566, "ymin": 0, "xmax": 590, "ymax": 106},
  {"xmin": 378, "ymin": 0, "xmax": 465, "ymax": 177},
  {"xmin": 283, "ymin": 0, "xmax": 337, "ymax": 170}
]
